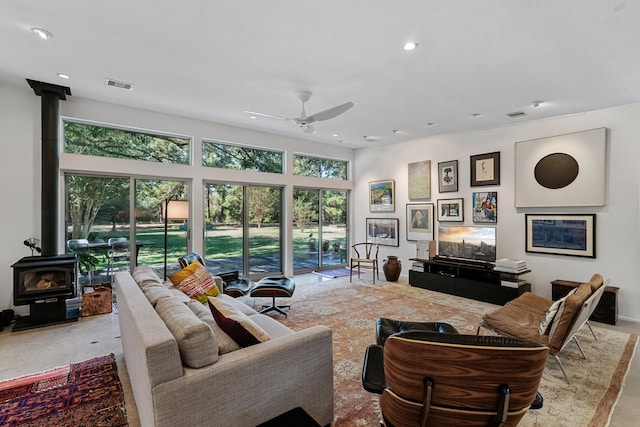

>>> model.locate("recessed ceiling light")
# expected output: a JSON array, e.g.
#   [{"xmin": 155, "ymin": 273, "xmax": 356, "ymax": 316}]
[
  {"xmin": 426, "ymin": 122, "xmax": 435, "ymax": 126},
  {"xmin": 31, "ymin": 28, "xmax": 53, "ymax": 40},
  {"xmin": 532, "ymin": 101, "xmax": 544, "ymax": 108},
  {"xmin": 249, "ymin": 115, "xmax": 257, "ymax": 119},
  {"xmin": 403, "ymin": 42, "xmax": 418, "ymax": 51},
  {"xmin": 57, "ymin": 73, "xmax": 70, "ymax": 79},
  {"xmin": 471, "ymin": 113, "xmax": 481, "ymax": 118},
  {"xmin": 363, "ymin": 136, "xmax": 378, "ymax": 142},
  {"xmin": 333, "ymin": 133, "xmax": 339, "ymax": 137}
]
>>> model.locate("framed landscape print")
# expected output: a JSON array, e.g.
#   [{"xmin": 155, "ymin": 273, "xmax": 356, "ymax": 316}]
[
  {"xmin": 406, "ymin": 203, "xmax": 434, "ymax": 241},
  {"xmin": 408, "ymin": 160, "xmax": 431, "ymax": 199},
  {"xmin": 437, "ymin": 198, "xmax": 464, "ymax": 222},
  {"xmin": 472, "ymin": 191, "xmax": 497, "ymax": 223},
  {"xmin": 369, "ymin": 180, "xmax": 395, "ymax": 212},
  {"xmin": 470, "ymin": 151, "xmax": 500, "ymax": 186},
  {"xmin": 525, "ymin": 214, "xmax": 596, "ymax": 258},
  {"xmin": 438, "ymin": 160, "xmax": 458, "ymax": 193},
  {"xmin": 366, "ymin": 217, "xmax": 399, "ymax": 246}
]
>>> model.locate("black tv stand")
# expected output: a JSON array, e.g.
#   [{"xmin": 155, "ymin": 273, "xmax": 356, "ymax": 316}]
[{"xmin": 409, "ymin": 259, "xmax": 531, "ymax": 305}]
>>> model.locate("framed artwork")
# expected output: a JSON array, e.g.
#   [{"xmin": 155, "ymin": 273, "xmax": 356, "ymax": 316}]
[
  {"xmin": 437, "ymin": 198, "xmax": 464, "ymax": 222},
  {"xmin": 525, "ymin": 214, "xmax": 596, "ymax": 258},
  {"xmin": 515, "ymin": 128, "xmax": 606, "ymax": 207},
  {"xmin": 366, "ymin": 217, "xmax": 400, "ymax": 247},
  {"xmin": 470, "ymin": 151, "xmax": 500, "ymax": 186},
  {"xmin": 369, "ymin": 180, "xmax": 395, "ymax": 212},
  {"xmin": 408, "ymin": 160, "xmax": 431, "ymax": 199},
  {"xmin": 406, "ymin": 203, "xmax": 434, "ymax": 241},
  {"xmin": 438, "ymin": 160, "xmax": 458, "ymax": 193},
  {"xmin": 472, "ymin": 192, "xmax": 497, "ymax": 223}
]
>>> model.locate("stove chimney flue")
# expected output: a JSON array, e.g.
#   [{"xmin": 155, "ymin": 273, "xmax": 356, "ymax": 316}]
[{"xmin": 27, "ymin": 79, "xmax": 71, "ymax": 257}]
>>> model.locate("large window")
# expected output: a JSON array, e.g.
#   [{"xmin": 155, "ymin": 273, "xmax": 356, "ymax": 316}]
[
  {"xmin": 293, "ymin": 154, "xmax": 348, "ymax": 180},
  {"xmin": 204, "ymin": 183, "xmax": 282, "ymax": 278},
  {"xmin": 64, "ymin": 121, "xmax": 190, "ymax": 164},
  {"xmin": 202, "ymin": 140, "xmax": 283, "ymax": 173}
]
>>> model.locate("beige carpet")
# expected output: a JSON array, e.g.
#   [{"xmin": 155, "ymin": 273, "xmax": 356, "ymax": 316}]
[{"xmin": 274, "ymin": 276, "xmax": 638, "ymax": 427}]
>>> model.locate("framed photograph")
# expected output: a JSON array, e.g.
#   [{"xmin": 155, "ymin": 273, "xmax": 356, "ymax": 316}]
[
  {"xmin": 406, "ymin": 203, "xmax": 434, "ymax": 241},
  {"xmin": 437, "ymin": 198, "xmax": 464, "ymax": 222},
  {"xmin": 525, "ymin": 214, "xmax": 596, "ymax": 258},
  {"xmin": 366, "ymin": 218, "xmax": 399, "ymax": 247},
  {"xmin": 369, "ymin": 180, "xmax": 395, "ymax": 212},
  {"xmin": 470, "ymin": 151, "xmax": 500, "ymax": 186},
  {"xmin": 472, "ymin": 192, "xmax": 497, "ymax": 223},
  {"xmin": 438, "ymin": 160, "xmax": 458, "ymax": 193},
  {"xmin": 408, "ymin": 160, "xmax": 431, "ymax": 199}
]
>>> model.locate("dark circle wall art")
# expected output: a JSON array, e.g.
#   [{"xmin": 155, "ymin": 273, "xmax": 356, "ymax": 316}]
[{"xmin": 534, "ymin": 152, "xmax": 579, "ymax": 189}]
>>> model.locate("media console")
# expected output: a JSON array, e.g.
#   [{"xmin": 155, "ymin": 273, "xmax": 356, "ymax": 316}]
[{"xmin": 409, "ymin": 258, "xmax": 531, "ymax": 305}]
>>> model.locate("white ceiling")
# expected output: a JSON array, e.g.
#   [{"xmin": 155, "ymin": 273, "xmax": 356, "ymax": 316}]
[{"xmin": 2, "ymin": 1, "xmax": 639, "ymax": 148}]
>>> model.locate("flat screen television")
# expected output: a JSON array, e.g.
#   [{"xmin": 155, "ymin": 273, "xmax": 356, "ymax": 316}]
[{"xmin": 437, "ymin": 225, "xmax": 497, "ymax": 262}]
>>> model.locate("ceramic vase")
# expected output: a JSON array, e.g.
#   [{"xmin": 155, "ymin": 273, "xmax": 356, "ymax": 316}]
[{"xmin": 383, "ymin": 255, "xmax": 402, "ymax": 282}]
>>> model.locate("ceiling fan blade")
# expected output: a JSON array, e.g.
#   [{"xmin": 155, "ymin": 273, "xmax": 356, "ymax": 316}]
[
  {"xmin": 305, "ymin": 102, "xmax": 354, "ymax": 123},
  {"xmin": 244, "ymin": 111, "xmax": 289, "ymax": 120}
]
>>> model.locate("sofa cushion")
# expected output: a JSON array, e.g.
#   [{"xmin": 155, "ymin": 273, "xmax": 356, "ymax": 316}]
[
  {"xmin": 155, "ymin": 296, "xmax": 219, "ymax": 368},
  {"xmin": 167, "ymin": 262, "xmax": 221, "ymax": 303},
  {"xmin": 186, "ymin": 300, "xmax": 240, "ymax": 354},
  {"xmin": 548, "ymin": 282, "xmax": 592, "ymax": 349},
  {"xmin": 207, "ymin": 296, "xmax": 270, "ymax": 347},
  {"xmin": 538, "ymin": 288, "xmax": 576, "ymax": 335},
  {"xmin": 140, "ymin": 281, "xmax": 174, "ymax": 306}
]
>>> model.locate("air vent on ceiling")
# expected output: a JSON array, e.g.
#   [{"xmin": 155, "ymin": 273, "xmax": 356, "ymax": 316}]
[
  {"xmin": 105, "ymin": 78, "xmax": 134, "ymax": 90},
  {"xmin": 506, "ymin": 111, "xmax": 526, "ymax": 118}
]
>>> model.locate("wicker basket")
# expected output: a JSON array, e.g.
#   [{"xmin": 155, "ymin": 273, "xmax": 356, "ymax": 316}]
[{"xmin": 81, "ymin": 283, "xmax": 113, "ymax": 317}]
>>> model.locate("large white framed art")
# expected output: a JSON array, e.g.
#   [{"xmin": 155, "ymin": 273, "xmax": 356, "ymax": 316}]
[{"xmin": 515, "ymin": 128, "xmax": 607, "ymax": 207}]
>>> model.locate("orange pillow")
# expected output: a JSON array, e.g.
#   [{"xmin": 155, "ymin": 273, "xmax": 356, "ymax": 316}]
[{"xmin": 168, "ymin": 262, "xmax": 220, "ymax": 303}]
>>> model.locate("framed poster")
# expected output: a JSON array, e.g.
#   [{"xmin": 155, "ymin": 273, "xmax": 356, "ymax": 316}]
[
  {"xmin": 437, "ymin": 198, "xmax": 464, "ymax": 222},
  {"xmin": 408, "ymin": 160, "xmax": 431, "ymax": 199},
  {"xmin": 470, "ymin": 151, "xmax": 500, "ymax": 186},
  {"xmin": 366, "ymin": 217, "xmax": 399, "ymax": 247},
  {"xmin": 525, "ymin": 214, "xmax": 596, "ymax": 258},
  {"xmin": 472, "ymin": 192, "xmax": 497, "ymax": 223},
  {"xmin": 406, "ymin": 203, "xmax": 434, "ymax": 241},
  {"xmin": 369, "ymin": 180, "xmax": 395, "ymax": 212},
  {"xmin": 438, "ymin": 160, "xmax": 458, "ymax": 193},
  {"xmin": 515, "ymin": 128, "xmax": 606, "ymax": 207}
]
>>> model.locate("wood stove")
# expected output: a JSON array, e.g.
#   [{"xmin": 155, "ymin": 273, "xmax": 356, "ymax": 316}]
[{"xmin": 12, "ymin": 254, "xmax": 78, "ymax": 331}]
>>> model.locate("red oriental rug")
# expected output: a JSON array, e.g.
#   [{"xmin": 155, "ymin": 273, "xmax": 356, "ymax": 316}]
[{"xmin": 0, "ymin": 353, "xmax": 128, "ymax": 427}]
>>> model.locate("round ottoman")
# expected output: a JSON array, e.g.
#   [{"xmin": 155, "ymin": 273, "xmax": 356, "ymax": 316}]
[{"xmin": 250, "ymin": 276, "xmax": 295, "ymax": 317}]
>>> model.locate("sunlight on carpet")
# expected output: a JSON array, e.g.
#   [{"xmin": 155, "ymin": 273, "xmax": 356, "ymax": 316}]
[{"xmin": 276, "ymin": 276, "xmax": 638, "ymax": 427}]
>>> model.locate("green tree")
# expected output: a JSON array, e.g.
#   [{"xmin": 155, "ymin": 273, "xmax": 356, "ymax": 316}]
[{"xmin": 249, "ymin": 186, "xmax": 279, "ymax": 228}]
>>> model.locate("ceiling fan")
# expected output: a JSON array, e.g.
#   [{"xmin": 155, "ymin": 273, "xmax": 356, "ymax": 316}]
[{"xmin": 245, "ymin": 90, "xmax": 354, "ymax": 134}]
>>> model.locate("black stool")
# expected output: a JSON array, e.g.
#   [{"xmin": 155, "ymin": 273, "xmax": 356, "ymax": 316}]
[{"xmin": 250, "ymin": 276, "xmax": 295, "ymax": 317}]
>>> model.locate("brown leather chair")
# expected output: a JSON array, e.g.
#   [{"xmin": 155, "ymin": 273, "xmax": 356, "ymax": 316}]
[
  {"xmin": 350, "ymin": 242, "xmax": 379, "ymax": 283},
  {"xmin": 478, "ymin": 274, "xmax": 605, "ymax": 384},
  {"xmin": 363, "ymin": 331, "xmax": 548, "ymax": 427}
]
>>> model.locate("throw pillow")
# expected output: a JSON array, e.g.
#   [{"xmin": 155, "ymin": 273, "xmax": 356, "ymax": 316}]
[
  {"xmin": 538, "ymin": 287, "xmax": 577, "ymax": 335},
  {"xmin": 168, "ymin": 262, "xmax": 220, "ymax": 303},
  {"xmin": 186, "ymin": 300, "xmax": 240, "ymax": 354},
  {"xmin": 207, "ymin": 296, "xmax": 270, "ymax": 347}
]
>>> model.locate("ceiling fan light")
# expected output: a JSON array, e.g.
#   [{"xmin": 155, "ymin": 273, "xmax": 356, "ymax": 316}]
[
  {"xmin": 32, "ymin": 27, "xmax": 53, "ymax": 40},
  {"xmin": 403, "ymin": 42, "xmax": 418, "ymax": 51}
]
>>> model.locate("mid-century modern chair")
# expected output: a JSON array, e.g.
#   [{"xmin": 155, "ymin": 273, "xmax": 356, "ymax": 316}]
[
  {"xmin": 362, "ymin": 331, "xmax": 548, "ymax": 427},
  {"xmin": 478, "ymin": 274, "xmax": 605, "ymax": 384},
  {"xmin": 350, "ymin": 242, "xmax": 380, "ymax": 284}
]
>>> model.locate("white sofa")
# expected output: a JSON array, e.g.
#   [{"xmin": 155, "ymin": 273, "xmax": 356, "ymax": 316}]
[{"xmin": 116, "ymin": 267, "xmax": 334, "ymax": 427}]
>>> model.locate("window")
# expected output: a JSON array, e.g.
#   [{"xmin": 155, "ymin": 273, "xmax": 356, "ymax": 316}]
[
  {"xmin": 63, "ymin": 121, "xmax": 190, "ymax": 164},
  {"xmin": 202, "ymin": 140, "xmax": 283, "ymax": 173},
  {"xmin": 293, "ymin": 154, "xmax": 348, "ymax": 180}
]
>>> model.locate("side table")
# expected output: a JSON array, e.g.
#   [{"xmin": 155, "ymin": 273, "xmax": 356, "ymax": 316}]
[{"xmin": 551, "ymin": 279, "xmax": 618, "ymax": 325}]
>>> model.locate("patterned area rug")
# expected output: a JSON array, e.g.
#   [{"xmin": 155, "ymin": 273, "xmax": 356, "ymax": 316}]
[
  {"xmin": 276, "ymin": 277, "xmax": 638, "ymax": 427},
  {"xmin": 0, "ymin": 353, "xmax": 128, "ymax": 426},
  {"xmin": 312, "ymin": 267, "xmax": 353, "ymax": 278}
]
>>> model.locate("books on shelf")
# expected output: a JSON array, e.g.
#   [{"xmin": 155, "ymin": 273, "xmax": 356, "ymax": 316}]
[
  {"xmin": 411, "ymin": 261, "xmax": 425, "ymax": 272},
  {"xmin": 500, "ymin": 279, "xmax": 528, "ymax": 288},
  {"xmin": 494, "ymin": 258, "xmax": 528, "ymax": 273}
]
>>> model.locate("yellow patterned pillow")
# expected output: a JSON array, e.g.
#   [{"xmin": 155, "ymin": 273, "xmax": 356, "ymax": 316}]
[{"xmin": 169, "ymin": 262, "xmax": 220, "ymax": 303}]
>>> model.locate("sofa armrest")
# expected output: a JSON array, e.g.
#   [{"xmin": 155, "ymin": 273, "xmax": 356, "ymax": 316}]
[{"xmin": 152, "ymin": 325, "xmax": 334, "ymax": 427}]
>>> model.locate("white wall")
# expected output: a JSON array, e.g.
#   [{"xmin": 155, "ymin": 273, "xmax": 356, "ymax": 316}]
[
  {"xmin": 0, "ymin": 82, "xmax": 353, "ymax": 314},
  {"xmin": 353, "ymin": 104, "xmax": 640, "ymax": 322}
]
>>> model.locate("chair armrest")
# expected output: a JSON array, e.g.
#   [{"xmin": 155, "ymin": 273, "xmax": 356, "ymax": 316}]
[{"xmin": 362, "ymin": 344, "xmax": 386, "ymax": 394}]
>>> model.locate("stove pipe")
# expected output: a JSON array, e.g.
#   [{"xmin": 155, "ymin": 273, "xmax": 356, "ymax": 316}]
[{"xmin": 27, "ymin": 79, "xmax": 72, "ymax": 257}]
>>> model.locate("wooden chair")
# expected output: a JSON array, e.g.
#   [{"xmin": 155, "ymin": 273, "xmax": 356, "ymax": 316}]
[
  {"xmin": 350, "ymin": 242, "xmax": 379, "ymax": 284},
  {"xmin": 363, "ymin": 331, "xmax": 549, "ymax": 427}
]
